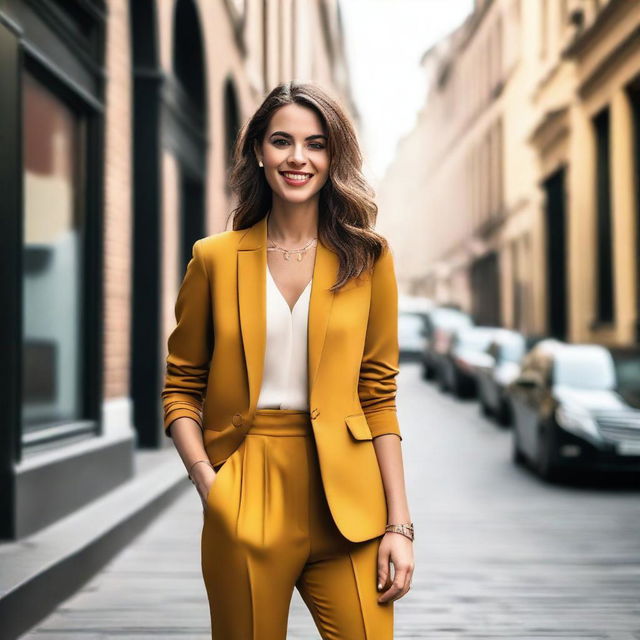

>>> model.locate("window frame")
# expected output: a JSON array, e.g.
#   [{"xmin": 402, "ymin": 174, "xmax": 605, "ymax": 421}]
[{"xmin": 0, "ymin": 0, "xmax": 105, "ymax": 461}]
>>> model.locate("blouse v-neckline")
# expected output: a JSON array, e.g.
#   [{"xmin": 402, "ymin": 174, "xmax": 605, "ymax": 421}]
[{"xmin": 267, "ymin": 265, "xmax": 312, "ymax": 314}]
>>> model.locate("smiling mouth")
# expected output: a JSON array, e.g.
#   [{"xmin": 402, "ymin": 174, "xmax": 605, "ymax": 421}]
[{"xmin": 279, "ymin": 171, "xmax": 314, "ymax": 182}]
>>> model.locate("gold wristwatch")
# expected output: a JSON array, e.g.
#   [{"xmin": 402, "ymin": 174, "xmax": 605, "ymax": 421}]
[{"xmin": 384, "ymin": 522, "xmax": 414, "ymax": 541}]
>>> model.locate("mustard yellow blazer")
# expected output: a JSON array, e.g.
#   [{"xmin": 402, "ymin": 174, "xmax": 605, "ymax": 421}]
[{"xmin": 161, "ymin": 214, "xmax": 403, "ymax": 542}]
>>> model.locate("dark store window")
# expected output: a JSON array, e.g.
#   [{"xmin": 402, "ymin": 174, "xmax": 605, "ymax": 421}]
[{"xmin": 21, "ymin": 71, "xmax": 89, "ymax": 441}]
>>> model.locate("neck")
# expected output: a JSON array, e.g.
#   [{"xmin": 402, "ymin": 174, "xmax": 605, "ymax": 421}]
[{"xmin": 267, "ymin": 199, "xmax": 319, "ymax": 245}]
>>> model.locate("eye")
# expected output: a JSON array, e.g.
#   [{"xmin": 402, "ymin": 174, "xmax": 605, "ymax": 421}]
[{"xmin": 272, "ymin": 139, "xmax": 325, "ymax": 150}]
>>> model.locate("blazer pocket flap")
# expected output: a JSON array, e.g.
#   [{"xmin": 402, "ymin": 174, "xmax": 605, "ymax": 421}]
[{"xmin": 345, "ymin": 414, "xmax": 373, "ymax": 440}]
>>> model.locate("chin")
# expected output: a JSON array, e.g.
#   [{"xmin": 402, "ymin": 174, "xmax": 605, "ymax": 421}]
[{"xmin": 274, "ymin": 190, "xmax": 320, "ymax": 205}]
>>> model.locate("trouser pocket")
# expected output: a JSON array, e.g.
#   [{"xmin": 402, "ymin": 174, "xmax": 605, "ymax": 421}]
[{"xmin": 204, "ymin": 443, "xmax": 244, "ymax": 514}]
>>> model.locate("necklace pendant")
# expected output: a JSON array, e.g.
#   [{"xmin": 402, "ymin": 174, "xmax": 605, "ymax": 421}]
[
  {"xmin": 296, "ymin": 252, "xmax": 303, "ymax": 262},
  {"xmin": 284, "ymin": 251, "xmax": 290, "ymax": 261}
]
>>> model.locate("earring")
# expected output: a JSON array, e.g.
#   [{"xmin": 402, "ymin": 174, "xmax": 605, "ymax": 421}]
[{"xmin": 258, "ymin": 160, "xmax": 263, "ymax": 167}]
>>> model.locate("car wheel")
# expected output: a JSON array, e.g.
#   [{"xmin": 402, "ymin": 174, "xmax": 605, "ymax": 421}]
[
  {"xmin": 452, "ymin": 372, "xmax": 465, "ymax": 399},
  {"xmin": 437, "ymin": 366, "xmax": 449, "ymax": 393},
  {"xmin": 512, "ymin": 427, "xmax": 526, "ymax": 466},
  {"xmin": 535, "ymin": 422, "xmax": 560, "ymax": 481},
  {"xmin": 421, "ymin": 361, "xmax": 431, "ymax": 380},
  {"xmin": 480, "ymin": 398, "xmax": 492, "ymax": 417},
  {"xmin": 497, "ymin": 398, "xmax": 512, "ymax": 427}
]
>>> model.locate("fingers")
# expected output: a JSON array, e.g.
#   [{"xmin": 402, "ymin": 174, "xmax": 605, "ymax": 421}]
[
  {"xmin": 377, "ymin": 539, "xmax": 415, "ymax": 604},
  {"xmin": 377, "ymin": 547, "xmax": 390, "ymax": 593},
  {"xmin": 377, "ymin": 563, "xmax": 412, "ymax": 603},
  {"xmin": 401, "ymin": 561, "xmax": 414, "ymax": 597}
]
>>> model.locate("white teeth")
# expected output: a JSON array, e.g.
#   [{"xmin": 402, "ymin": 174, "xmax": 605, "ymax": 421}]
[{"xmin": 282, "ymin": 172, "xmax": 311, "ymax": 181}]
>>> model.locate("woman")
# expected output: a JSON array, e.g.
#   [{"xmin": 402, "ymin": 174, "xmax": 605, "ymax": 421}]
[{"xmin": 161, "ymin": 81, "xmax": 414, "ymax": 639}]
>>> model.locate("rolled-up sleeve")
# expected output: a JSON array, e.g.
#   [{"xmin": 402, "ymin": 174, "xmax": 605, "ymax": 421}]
[
  {"xmin": 358, "ymin": 246, "xmax": 402, "ymax": 440},
  {"xmin": 161, "ymin": 239, "xmax": 213, "ymax": 438}
]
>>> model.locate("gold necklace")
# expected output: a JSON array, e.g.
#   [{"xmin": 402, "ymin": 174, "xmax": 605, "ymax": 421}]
[{"xmin": 266, "ymin": 213, "xmax": 317, "ymax": 262}]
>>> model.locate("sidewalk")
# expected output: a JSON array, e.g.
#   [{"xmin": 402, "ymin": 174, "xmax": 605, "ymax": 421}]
[
  {"xmin": 0, "ymin": 448, "xmax": 187, "ymax": 640},
  {"xmin": 9, "ymin": 450, "xmax": 320, "ymax": 639}
]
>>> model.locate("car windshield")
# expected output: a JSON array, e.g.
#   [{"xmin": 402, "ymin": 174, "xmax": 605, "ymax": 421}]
[
  {"xmin": 501, "ymin": 339, "xmax": 525, "ymax": 363},
  {"xmin": 432, "ymin": 309, "xmax": 471, "ymax": 329},
  {"xmin": 553, "ymin": 347, "xmax": 616, "ymax": 389},
  {"xmin": 457, "ymin": 329, "xmax": 496, "ymax": 351},
  {"xmin": 399, "ymin": 313, "xmax": 425, "ymax": 333}
]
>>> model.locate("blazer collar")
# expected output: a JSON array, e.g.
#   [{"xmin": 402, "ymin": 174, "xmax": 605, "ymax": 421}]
[{"xmin": 237, "ymin": 214, "xmax": 337, "ymax": 411}]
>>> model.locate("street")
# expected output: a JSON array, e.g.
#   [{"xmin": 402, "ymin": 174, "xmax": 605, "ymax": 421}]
[
  {"xmin": 21, "ymin": 363, "xmax": 640, "ymax": 639},
  {"xmin": 397, "ymin": 362, "xmax": 640, "ymax": 638}
]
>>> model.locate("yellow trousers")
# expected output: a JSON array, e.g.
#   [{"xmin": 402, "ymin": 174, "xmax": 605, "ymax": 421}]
[{"xmin": 201, "ymin": 408, "xmax": 394, "ymax": 639}]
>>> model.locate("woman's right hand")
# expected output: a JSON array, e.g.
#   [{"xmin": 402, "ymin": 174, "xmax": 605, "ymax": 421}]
[{"xmin": 193, "ymin": 466, "xmax": 218, "ymax": 511}]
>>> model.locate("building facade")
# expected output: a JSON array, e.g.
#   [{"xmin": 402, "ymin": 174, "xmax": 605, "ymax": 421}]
[
  {"xmin": 531, "ymin": 0, "xmax": 640, "ymax": 345},
  {"xmin": 0, "ymin": 0, "xmax": 354, "ymax": 540},
  {"xmin": 378, "ymin": 0, "xmax": 639, "ymax": 346}
]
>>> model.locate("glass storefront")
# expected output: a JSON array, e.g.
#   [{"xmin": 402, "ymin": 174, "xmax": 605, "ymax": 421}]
[{"xmin": 21, "ymin": 71, "xmax": 87, "ymax": 441}]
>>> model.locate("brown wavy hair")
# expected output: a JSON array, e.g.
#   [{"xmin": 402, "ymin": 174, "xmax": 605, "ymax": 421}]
[{"xmin": 226, "ymin": 81, "xmax": 389, "ymax": 292}]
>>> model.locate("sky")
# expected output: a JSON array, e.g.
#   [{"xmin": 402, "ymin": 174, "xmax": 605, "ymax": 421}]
[{"xmin": 340, "ymin": 0, "xmax": 474, "ymax": 186}]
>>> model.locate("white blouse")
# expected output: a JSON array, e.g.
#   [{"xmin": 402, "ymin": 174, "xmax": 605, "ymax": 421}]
[{"xmin": 256, "ymin": 265, "xmax": 312, "ymax": 410}]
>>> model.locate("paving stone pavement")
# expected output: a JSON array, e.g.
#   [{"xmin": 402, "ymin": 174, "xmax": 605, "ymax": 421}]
[{"xmin": 20, "ymin": 363, "xmax": 640, "ymax": 638}]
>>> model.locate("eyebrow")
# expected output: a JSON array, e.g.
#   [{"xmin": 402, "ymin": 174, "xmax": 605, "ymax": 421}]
[{"xmin": 269, "ymin": 131, "xmax": 327, "ymax": 141}]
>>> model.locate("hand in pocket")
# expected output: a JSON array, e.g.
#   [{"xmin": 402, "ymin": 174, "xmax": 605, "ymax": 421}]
[{"xmin": 198, "ymin": 469, "xmax": 218, "ymax": 512}]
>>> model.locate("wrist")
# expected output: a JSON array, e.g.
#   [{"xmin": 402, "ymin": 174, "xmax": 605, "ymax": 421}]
[
  {"xmin": 188, "ymin": 459, "xmax": 214, "ymax": 484},
  {"xmin": 193, "ymin": 467, "xmax": 215, "ymax": 495}
]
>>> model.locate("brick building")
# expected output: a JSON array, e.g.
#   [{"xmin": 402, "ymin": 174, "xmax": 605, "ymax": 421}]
[{"xmin": 0, "ymin": 0, "xmax": 355, "ymax": 542}]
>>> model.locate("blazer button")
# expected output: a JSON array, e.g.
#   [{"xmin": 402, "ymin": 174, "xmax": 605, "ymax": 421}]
[
  {"xmin": 310, "ymin": 408, "xmax": 319, "ymax": 420},
  {"xmin": 232, "ymin": 413, "xmax": 244, "ymax": 427}
]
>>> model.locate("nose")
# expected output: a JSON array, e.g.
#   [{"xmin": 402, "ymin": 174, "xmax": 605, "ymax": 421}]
[{"xmin": 289, "ymin": 143, "xmax": 307, "ymax": 166}]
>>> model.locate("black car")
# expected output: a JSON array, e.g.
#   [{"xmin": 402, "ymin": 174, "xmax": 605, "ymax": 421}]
[
  {"xmin": 509, "ymin": 341, "xmax": 640, "ymax": 481},
  {"xmin": 420, "ymin": 306, "xmax": 473, "ymax": 381},
  {"xmin": 438, "ymin": 326, "xmax": 503, "ymax": 398},
  {"xmin": 609, "ymin": 345, "xmax": 640, "ymax": 405},
  {"xmin": 476, "ymin": 331, "xmax": 544, "ymax": 425}
]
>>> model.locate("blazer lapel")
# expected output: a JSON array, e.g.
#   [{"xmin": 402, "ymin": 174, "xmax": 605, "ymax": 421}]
[
  {"xmin": 237, "ymin": 215, "xmax": 337, "ymax": 411},
  {"xmin": 308, "ymin": 232, "xmax": 337, "ymax": 397}
]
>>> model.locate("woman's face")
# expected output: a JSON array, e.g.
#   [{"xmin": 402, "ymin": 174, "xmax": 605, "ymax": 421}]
[{"xmin": 256, "ymin": 103, "xmax": 330, "ymax": 205}]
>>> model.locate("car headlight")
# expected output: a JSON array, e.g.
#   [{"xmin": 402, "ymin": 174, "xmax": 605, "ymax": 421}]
[{"xmin": 555, "ymin": 404, "xmax": 600, "ymax": 441}]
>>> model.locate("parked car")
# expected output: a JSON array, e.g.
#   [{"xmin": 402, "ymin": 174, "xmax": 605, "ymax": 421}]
[
  {"xmin": 399, "ymin": 294, "xmax": 433, "ymax": 315},
  {"xmin": 508, "ymin": 341, "xmax": 640, "ymax": 481},
  {"xmin": 398, "ymin": 310, "xmax": 429, "ymax": 362},
  {"xmin": 476, "ymin": 331, "xmax": 544, "ymax": 425},
  {"xmin": 438, "ymin": 326, "xmax": 504, "ymax": 398},
  {"xmin": 421, "ymin": 306, "xmax": 473, "ymax": 381},
  {"xmin": 398, "ymin": 295, "xmax": 432, "ymax": 362},
  {"xmin": 609, "ymin": 345, "xmax": 640, "ymax": 404}
]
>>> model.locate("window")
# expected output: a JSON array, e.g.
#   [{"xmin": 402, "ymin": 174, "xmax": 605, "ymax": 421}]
[
  {"xmin": 21, "ymin": 71, "xmax": 89, "ymax": 438},
  {"xmin": 593, "ymin": 107, "xmax": 615, "ymax": 324}
]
